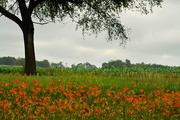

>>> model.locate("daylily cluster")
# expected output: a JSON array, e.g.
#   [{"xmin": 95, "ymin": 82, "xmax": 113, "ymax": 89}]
[{"xmin": 0, "ymin": 79, "xmax": 179, "ymax": 119}]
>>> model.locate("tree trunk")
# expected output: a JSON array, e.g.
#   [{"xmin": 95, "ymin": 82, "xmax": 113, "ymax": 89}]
[{"xmin": 22, "ymin": 22, "xmax": 37, "ymax": 75}]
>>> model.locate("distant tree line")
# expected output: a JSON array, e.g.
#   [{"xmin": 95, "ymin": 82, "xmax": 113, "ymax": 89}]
[
  {"xmin": 102, "ymin": 59, "xmax": 131, "ymax": 68},
  {"xmin": 0, "ymin": 56, "xmax": 97, "ymax": 69},
  {"xmin": 0, "ymin": 56, "xmax": 174, "ymax": 69},
  {"xmin": 71, "ymin": 62, "xmax": 97, "ymax": 69},
  {"xmin": 0, "ymin": 56, "xmax": 51, "ymax": 67},
  {"xmin": 101, "ymin": 59, "xmax": 167, "ymax": 69}
]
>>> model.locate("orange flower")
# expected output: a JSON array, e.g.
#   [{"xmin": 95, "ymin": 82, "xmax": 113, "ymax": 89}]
[
  {"xmin": 133, "ymin": 81, "xmax": 137, "ymax": 83},
  {"xmin": 36, "ymin": 102, "xmax": 44, "ymax": 105},
  {"xmin": 83, "ymin": 113, "xmax": 90, "ymax": 117},
  {"xmin": 123, "ymin": 87, "xmax": 130, "ymax": 91},
  {"xmin": 80, "ymin": 89, "xmax": 85, "ymax": 92},
  {"xmin": 21, "ymin": 81, "xmax": 28, "ymax": 88},
  {"xmin": 58, "ymin": 85, "xmax": 63, "ymax": 91},
  {"xmin": 163, "ymin": 108, "xmax": 171, "ymax": 113},
  {"xmin": 89, "ymin": 83, "xmax": 93, "ymax": 85},
  {"xmin": 106, "ymin": 106, "xmax": 111, "ymax": 110},
  {"xmin": 95, "ymin": 113, "xmax": 99, "ymax": 116},
  {"xmin": 29, "ymin": 115, "xmax": 37, "ymax": 119},
  {"xmin": 120, "ymin": 101, "xmax": 124, "ymax": 105},
  {"xmin": 173, "ymin": 114, "xmax": 180, "ymax": 117},
  {"xmin": 67, "ymin": 82, "xmax": 72, "ymax": 84},
  {"xmin": 144, "ymin": 82, "xmax": 149, "ymax": 85},
  {"xmin": 106, "ymin": 93, "xmax": 111, "ymax": 96},
  {"xmin": 47, "ymin": 82, "xmax": 55, "ymax": 86},
  {"xmin": 162, "ymin": 112, "xmax": 169, "ymax": 116},
  {"xmin": 93, "ymin": 99, "xmax": 99, "ymax": 103},
  {"xmin": 118, "ymin": 109, "xmax": 123, "ymax": 112},
  {"xmin": 74, "ymin": 91, "xmax": 81, "ymax": 96},
  {"xmin": 166, "ymin": 89, "xmax": 170, "ymax": 92},
  {"xmin": 139, "ymin": 89, "xmax": 144, "ymax": 92},
  {"xmin": 127, "ymin": 109, "xmax": 135, "ymax": 114},
  {"xmin": 134, "ymin": 106, "xmax": 141, "ymax": 111},
  {"xmin": 19, "ymin": 91, "xmax": 27, "ymax": 96},
  {"xmin": 9, "ymin": 89, "xmax": 17, "ymax": 95},
  {"xmin": 5, "ymin": 83, "xmax": 10, "ymax": 86},
  {"xmin": 28, "ymin": 99, "xmax": 33, "ymax": 103},
  {"xmin": 41, "ymin": 114, "xmax": 45, "ymax": 118},
  {"xmin": 172, "ymin": 103, "xmax": 180, "ymax": 107},
  {"xmin": 108, "ymin": 112, "xmax": 116, "ymax": 117},
  {"xmin": 89, "ymin": 86, "xmax": 99, "ymax": 90},
  {"xmin": 115, "ymin": 94, "xmax": 120, "ymax": 99}
]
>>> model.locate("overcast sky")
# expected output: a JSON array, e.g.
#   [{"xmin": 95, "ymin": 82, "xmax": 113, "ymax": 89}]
[{"xmin": 0, "ymin": 0, "xmax": 180, "ymax": 67}]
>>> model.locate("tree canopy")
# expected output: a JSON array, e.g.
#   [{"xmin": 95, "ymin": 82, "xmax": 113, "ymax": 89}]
[
  {"xmin": 0, "ymin": 0, "xmax": 163, "ymax": 43},
  {"xmin": 0, "ymin": 0, "xmax": 163, "ymax": 75}
]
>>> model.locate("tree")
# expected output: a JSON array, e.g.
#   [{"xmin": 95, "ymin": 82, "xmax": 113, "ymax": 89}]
[
  {"xmin": 0, "ymin": 56, "xmax": 16, "ymax": 65},
  {"xmin": 36, "ymin": 59, "xmax": 51, "ymax": 67},
  {"xmin": 16, "ymin": 57, "xmax": 25, "ymax": 66},
  {"xmin": 102, "ymin": 62, "xmax": 109, "ymax": 69},
  {"xmin": 0, "ymin": 0, "xmax": 163, "ymax": 75},
  {"xmin": 51, "ymin": 62, "xmax": 65, "ymax": 68},
  {"xmin": 102, "ymin": 59, "xmax": 125, "ymax": 68},
  {"xmin": 102, "ymin": 59, "xmax": 133, "ymax": 68},
  {"xmin": 74, "ymin": 62, "xmax": 97, "ymax": 69},
  {"xmin": 125, "ymin": 59, "xmax": 131, "ymax": 68}
]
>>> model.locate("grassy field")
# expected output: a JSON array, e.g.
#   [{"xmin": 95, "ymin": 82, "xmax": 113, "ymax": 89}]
[{"xmin": 0, "ymin": 66, "xmax": 180, "ymax": 119}]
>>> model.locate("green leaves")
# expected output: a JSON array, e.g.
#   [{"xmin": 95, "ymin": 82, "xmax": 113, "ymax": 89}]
[
  {"xmin": 0, "ymin": 0, "xmax": 163, "ymax": 45},
  {"xmin": 31, "ymin": 0, "xmax": 163, "ymax": 44},
  {"xmin": 0, "ymin": 0, "xmax": 7, "ymax": 7}
]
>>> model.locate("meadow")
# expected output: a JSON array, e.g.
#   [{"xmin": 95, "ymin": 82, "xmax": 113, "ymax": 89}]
[{"xmin": 0, "ymin": 66, "xmax": 180, "ymax": 120}]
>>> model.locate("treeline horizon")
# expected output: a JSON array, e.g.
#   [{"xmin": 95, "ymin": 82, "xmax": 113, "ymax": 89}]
[{"xmin": 0, "ymin": 56, "xmax": 179, "ymax": 69}]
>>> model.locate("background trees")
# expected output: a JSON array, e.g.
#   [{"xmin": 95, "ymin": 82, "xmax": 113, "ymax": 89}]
[
  {"xmin": 0, "ymin": 56, "xmax": 169, "ymax": 69},
  {"xmin": 36, "ymin": 59, "xmax": 51, "ymax": 68},
  {"xmin": 0, "ymin": 56, "xmax": 16, "ymax": 65},
  {"xmin": 51, "ymin": 62, "xmax": 65, "ymax": 68},
  {"xmin": 102, "ymin": 59, "xmax": 129, "ymax": 69},
  {"xmin": 16, "ymin": 58, "xmax": 25, "ymax": 66},
  {"xmin": 72, "ymin": 62, "xmax": 97, "ymax": 69}
]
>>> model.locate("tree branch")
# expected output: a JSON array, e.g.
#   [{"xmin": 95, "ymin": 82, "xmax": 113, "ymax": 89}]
[
  {"xmin": 29, "ymin": 0, "xmax": 45, "ymax": 15},
  {"xmin": 8, "ymin": 0, "xmax": 18, "ymax": 11},
  {"xmin": 67, "ymin": 0, "xmax": 83, "ymax": 5},
  {"xmin": 50, "ymin": 0, "xmax": 83, "ymax": 5},
  {"xmin": 0, "ymin": 6, "xmax": 23, "ymax": 30},
  {"xmin": 17, "ymin": 0, "xmax": 28, "ymax": 21},
  {"xmin": 33, "ymin": 21, "xmax": 49, "ymax": 25}
]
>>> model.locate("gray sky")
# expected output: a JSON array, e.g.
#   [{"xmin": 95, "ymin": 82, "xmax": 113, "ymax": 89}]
[{"xmin": 0, "ymin": 0, "xmax": 180, "ymax": 67}]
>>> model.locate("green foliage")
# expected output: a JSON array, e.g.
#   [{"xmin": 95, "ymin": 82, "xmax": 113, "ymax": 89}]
[
  {"xmin": 1, "ymin": 65, "xmax": 180, "ymax": 78},
  {"xmin": 0, "ymin": 0, "xmax": 163, "ymax": 43},
  {"xmin": 0, "ymin": 65, "xmax": 23, "ymax": 74},
  {"xmin": 16, "ymin": 57, "xmax": 25, "ymax": 66},
  {"xmin": 36, "ymin": 59, "xmax": 51, "ymax": 68},
  {"xmin": 0, "ymin": 57, "xmax": 52, "ymax": 68},
  {"xmin": 101, "ymin": 59, "xmax": 179, "ymax": 71},
  {"xmin": 72, "ymin": 62, "xmax": 97, "ymax": 69},
  {"xmin": 0, "ymin": 56, "xmax": 16, "ymax": 65},
  {"xmin": 0, "ymin": 69, "xmax": 179, "ymax": 119},
  {"xmin": 51, "ymin": 62, "xmax": 65, "ymax": 68}
]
